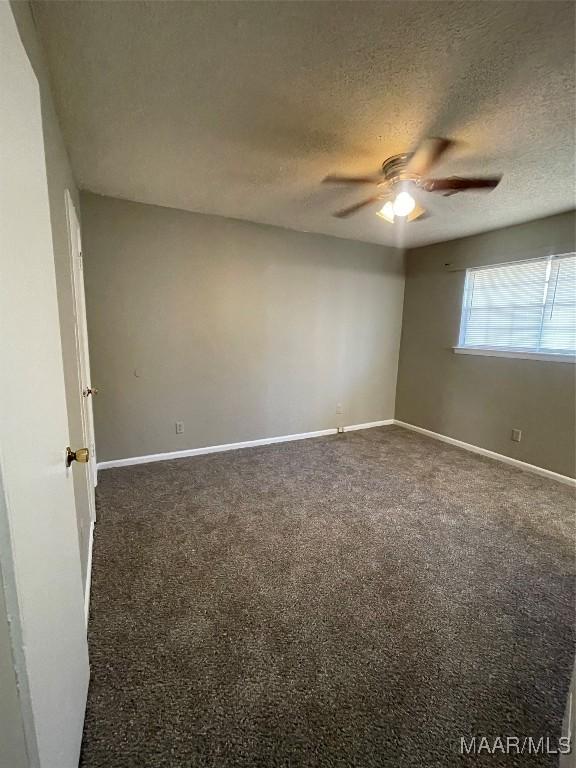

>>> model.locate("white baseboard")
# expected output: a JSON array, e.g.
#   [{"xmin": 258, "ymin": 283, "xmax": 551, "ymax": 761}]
[
  {"xmin": 97, "ymin": 420, "xmax": 394, "ymax": 471},
  {"xmin": 344, "ymin": 419, "xmax": 394, "ymax": 431},
  {"xmin": 84, "ymin": 520, "xmax": 94, "ymax": 627},
  {"xmin": 96, "ymin": 418, "xmax": 573, "ymax": 486},
  {"xmin": 393, "ymin": 420, "xmax": 576, "ymax": 487}
]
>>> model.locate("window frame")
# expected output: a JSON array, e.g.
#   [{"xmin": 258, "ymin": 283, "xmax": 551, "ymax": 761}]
[{"xmin": 454, "ymin": 252, "xmax": 576, "ymax": 363}]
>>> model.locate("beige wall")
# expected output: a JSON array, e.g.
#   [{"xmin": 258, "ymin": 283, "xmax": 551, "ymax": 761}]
[
  {"xmin": 80, "ymin": 193, "xmax": 405, "ymax": 462},
  {"xmin": 396, "ymin": 210, "xmax": 576, "ymax": 478},
  {"xmin": 12, "ymin": 2, "xmax": 92, "ymax": 587}
]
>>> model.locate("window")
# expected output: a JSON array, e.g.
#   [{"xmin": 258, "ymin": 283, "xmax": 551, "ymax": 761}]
[{"xmin": 457, "ymin": 253, "xmax": 576, "ymax": 359}]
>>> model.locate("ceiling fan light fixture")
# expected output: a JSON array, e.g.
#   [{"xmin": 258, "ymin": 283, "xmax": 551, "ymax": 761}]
[
  {"xmin": 376, "ymin": 201, "xmax": 395, "ymax": 223},
  {"xmin": 326, "ymin": 137, "xmax": 501, "ymax": 221},
  {"xmin": 392, "ymin": 191, "xmax": 416, "ymax": 217}
]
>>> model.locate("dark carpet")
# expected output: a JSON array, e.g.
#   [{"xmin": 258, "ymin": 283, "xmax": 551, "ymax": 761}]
[{"xmin": 81, "ymin": 426, "xmax": 575, "ymax": 767}]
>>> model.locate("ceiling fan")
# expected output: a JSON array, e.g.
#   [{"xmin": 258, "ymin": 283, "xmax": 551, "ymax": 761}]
[{"xmin": 323, "ymin": 137, "xmax": 501, "ymax": 222}]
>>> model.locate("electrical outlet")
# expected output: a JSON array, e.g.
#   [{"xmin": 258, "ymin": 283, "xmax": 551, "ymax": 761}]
[
  {"xmin": 511, "ymin": 428, "xmax": 522, "ymax": 442},
  {"xmin": 175, "ymin": 421, "xmax": 184, "ymax": 435},
  {"xmin": 336, "ymin": 402, "xmax": 343, "ymax": 415}
]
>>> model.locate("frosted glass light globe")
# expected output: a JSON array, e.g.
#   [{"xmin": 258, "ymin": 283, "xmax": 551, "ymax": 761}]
[
  {"xmin": 378, "ymin": 201, "xmax": 395, "ymax": 223},
  {"xmin": 393, "ymin": 191, "xmax": 416, "ymax": 217}
]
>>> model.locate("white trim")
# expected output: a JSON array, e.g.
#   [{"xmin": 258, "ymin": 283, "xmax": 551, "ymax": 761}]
[
  {"xmin": 65, "ymin": 190, "xmax": 98, "ymax": 515},
  {"xmin": 454, "ymin": 347, "xmax": 576, "ymax": 363},
  {"xmin": 96, "ymin": 417, "xmax": 574, "ymax": 486},
  {"xmin": 84, "ymin": 520, "xmax": 94, "ymax": 627},
  {"xmin": 463, "ymin": 250, "xmax": 575, "ymax": 274},
  {"xmin": 393, "ymin": 420, "xmax": 576, "ymax": 487},
  {"xmin": 341, "ymin": 419, "xmax": 394, "ymax": 432},
  {"xmin": 96, "ymin": 420, "xmax": 394, "ymax": 470}
]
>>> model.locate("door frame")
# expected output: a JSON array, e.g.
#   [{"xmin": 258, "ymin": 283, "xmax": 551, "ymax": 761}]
[
  {"xmin": 0, "ymin": 484, "xmax": 39, "ymax": 768},
  {"xmin": 65, "ymin": 190, "xmax": 97, "ymax": 523}
]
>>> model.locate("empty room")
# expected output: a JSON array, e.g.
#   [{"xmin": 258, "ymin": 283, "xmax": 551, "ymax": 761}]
[{"xmin": 1, "ymin": 1, "xmax": 575, "ymax": 766}]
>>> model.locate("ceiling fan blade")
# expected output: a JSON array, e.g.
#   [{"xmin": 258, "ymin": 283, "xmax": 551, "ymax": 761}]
[
  {"xmin": 422, "ymin": 176, "xmax": 502, "ymax": 194},
  {"xmin": 406, "ymin": 137, "xmax": 454, "ymax": 177},
  {"xmin": 333, "ymin": 196, "xmax": 381, "ymax": 218},
  {"xmin": 323, "ymin": 174, "xmax": 381, "ymax": 184}
]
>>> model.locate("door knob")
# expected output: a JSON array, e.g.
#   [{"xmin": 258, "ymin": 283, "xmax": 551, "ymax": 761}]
[
  {"xmin": 66, "ymin": 447, "xmax": 90, "ymax": 467},
  {"xmin": 83, "ymin": 387, "xmax": 98, "ymax": 397}
]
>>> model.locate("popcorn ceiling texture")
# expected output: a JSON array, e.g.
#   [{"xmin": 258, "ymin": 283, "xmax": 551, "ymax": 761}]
[
  {"xmin": 33, "ymin": 1, "xmax": 575, "ymax": 249},
  {"xmin": 81, "ymin": 426, "xmax": 575, "ymax": 767}
]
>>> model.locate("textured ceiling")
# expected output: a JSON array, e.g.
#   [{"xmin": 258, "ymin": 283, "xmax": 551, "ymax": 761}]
[{"xmin": 33, "ymin": 1, "xmax": 575, "ymax": 248}]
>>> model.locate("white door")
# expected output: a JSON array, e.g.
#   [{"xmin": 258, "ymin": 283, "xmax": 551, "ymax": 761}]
[
  {"xmin": 66, "ymin": 191, "xmax": 98, "ymax": 519},
  {"xmin": 0, "ymin": 4, "xmax": 90, "ymax": 768}
]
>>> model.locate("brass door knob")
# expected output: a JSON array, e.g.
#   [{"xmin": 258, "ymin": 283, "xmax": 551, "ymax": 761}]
[
  {"xmin": 66, "ymin": 447, "xmax": 90, "ymax": 467},
  {"xmin": 83, "ymin": 387, "xmax": 98, "ymax": 397}
]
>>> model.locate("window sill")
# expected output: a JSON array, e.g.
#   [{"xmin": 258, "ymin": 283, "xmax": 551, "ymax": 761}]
[{"xmin": 453, "ymin": 347, "xmax": 576, "ymax": 363}]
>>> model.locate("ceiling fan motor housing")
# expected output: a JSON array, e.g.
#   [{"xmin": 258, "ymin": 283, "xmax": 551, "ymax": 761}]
[{"xmin": 381, "ymin": 153, "xmax": 414, "ymax": 185}]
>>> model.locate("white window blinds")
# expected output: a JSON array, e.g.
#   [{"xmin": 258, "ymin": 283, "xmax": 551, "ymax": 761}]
[{"xmin": 459, "ymin": 253, "xmax": 576, "ymax": 355}]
